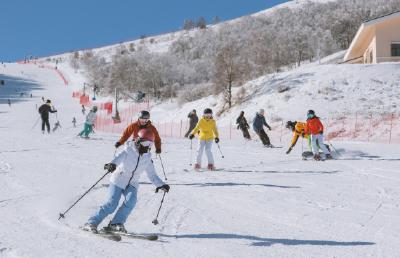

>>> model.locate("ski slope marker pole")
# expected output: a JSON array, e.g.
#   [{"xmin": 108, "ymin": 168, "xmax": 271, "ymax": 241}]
[
  {"xmin": 158, "ymin": 154, "xmax": 168, "ymax": 181},
  {"xmin": 152, "ymin": 191, "xmax": 166, "ymax": 225},
  {"xmin": 58, "ymin": 171, "xmax": 110, "ymax": 220},
  {"xmin": 216, "ymin": 143, "xmax": 224, "ymax": 158}
]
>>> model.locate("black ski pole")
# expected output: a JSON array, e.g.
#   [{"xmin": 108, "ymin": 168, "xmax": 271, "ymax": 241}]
[
  {"xmin": 328, "ymin": 140, "xmax": 341, "ymax": 157},
  {"xmin": 157, "ymin": 154, "xmax": 168, "ymax": 181},
  {"xmin": 216, "ymin": 143, "xmax": 225, "ymax": 158},
  {"xmin": 152, "ymin": 191, "xmax": 166, "ymax": 225},
  {"xmin": 189, "ymin": 139, "xmax": 193, "ymax": 166},
  {"xmin": 31, "ymin": 117, "xmax": 40, "ymax": 130},
  {"xmin": 58, "ymin": 171, "xmax": 110, "ymax": 220}
]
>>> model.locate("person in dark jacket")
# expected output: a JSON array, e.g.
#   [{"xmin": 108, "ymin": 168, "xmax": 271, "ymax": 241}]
[
  {"xmin": 184, "ymin": 109, "xmax": 199, "ymax": 138},
  {"xmin": 236, "ymin": 111, "xmax": 251, "ymax": 140},
  {"xmin": 252, "ymin": 109, "xmax": 272, "ymax": 147},
  {"xmin": 38, "ymin": 99, "xmax": 57, "ymax": 134}
]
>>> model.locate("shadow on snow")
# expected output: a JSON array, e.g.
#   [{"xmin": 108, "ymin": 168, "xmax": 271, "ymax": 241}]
[{"xmin": 158, "ymin": 233, "xmax": 375, "ymax": 247}]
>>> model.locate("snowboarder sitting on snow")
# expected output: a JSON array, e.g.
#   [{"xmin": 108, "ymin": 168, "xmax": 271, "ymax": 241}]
[
  {"xmin": 305, "ymin": 110, "xmax": 332, "ymax": 160},
  {"xmin": 78, "ymin": 106, "xmax": 98, "ymax": 138},
  {"xmin": 184, "ymin": 109, "xmax": 199, "ymax": 138},
  {"xmin": 188, "ymin": 108, "xmax": 219, "ymax": 171},
  {"xmin": 285, "ymin": 120, "xmax": 331, "ymax": 155},
  {"xmin": 83, "ymin": 128, "xmax": 170, "ymax": 234},
  {"xmin": 236, "ymin": 111, "xmax": 251, "ymax": 140},
  {"xmin": 252, "ymin": 109, "xmax": 273, "ymax": 147},
  {"xmin": 38, "ymin": 99, "xmax": 57, "ymax": 134}
]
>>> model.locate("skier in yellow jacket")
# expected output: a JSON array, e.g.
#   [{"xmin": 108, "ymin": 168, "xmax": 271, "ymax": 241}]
[{"xmin": 189, "ymin": 108, "xmax": 219, "ymax": 171}]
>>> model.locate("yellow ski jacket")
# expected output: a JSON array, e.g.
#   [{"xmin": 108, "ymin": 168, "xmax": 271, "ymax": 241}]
[
  {"xmin": 290, "ymin": 122, "xmax": 309, "ymax": 148},
  {"xmin": 190, "ymin": 117, "xmax": 219, "ymax": 141}
]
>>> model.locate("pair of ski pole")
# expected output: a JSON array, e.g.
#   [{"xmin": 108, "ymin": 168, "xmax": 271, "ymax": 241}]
[{"xmin": 189, "ymin": 139, "xmax": 225, "ymax": 166}]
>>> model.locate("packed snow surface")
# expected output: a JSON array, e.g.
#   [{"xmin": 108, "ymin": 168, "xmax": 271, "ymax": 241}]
[{"xmin": 1, "ymin": 63, "xmax": 400, "ymax": 258}]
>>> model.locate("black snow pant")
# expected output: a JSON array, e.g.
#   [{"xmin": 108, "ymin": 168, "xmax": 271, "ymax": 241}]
[
  {"xmin": 240, "ymin": 127, "xmax": 251, "ymax": 140},
  {"xmin": 256, "ymin": 129, "xmax": 270, "ymax": 146},
  {"xmin": 185, "ymin": 125, "xmax": 196, "ymax": 138},
  {"xmin": 41, "ymin": 118, "xmax": 50, "ymax": 133}
]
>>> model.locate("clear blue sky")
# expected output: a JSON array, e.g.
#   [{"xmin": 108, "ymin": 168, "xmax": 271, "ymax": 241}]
[{"xmin": 0, "ymin": 0, "xmax": 288, "ymax": 61}]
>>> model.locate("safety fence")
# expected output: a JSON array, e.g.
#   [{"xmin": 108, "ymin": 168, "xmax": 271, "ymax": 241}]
[
  {"xmin": 16, "ymin": 60, "xmax": 68, "ymax": 86},
  {"xmin": 94, "ymin": 100, "xmax": 152, "ymax": 133},
  {"xmin": 94, "ymin": 113, "xmax": 399, "ymax": 144}
]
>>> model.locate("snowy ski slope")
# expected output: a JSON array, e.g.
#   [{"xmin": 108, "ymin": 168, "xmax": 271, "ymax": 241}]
[{"xmin": 1, "ymin": 63, "xmax": 400, "ymax": 258}]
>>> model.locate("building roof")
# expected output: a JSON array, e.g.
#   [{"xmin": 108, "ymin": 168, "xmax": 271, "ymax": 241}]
[{"xmin": 344, "ymin": 10, "xmax": 400, "ymax": 62}]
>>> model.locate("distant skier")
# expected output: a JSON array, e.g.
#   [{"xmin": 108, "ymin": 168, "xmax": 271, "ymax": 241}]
[
  {"xmin": 236, "ymin": 111, "xmax": 251, "ymax": 140},
  {"xmin": 285, "ymin": 120, "xmax": 330, "ymax": 157},
  {"xmin": 38, "ymin": 99, "xmax": 57, "ymax": 134},
  {"xmin": 8, "ymin": 99, "xmax": 11, "ymax": 107},
  {"xmin": 252, "ymin": 109, "xmax": 273, "ymax": 147},
  {"xmin": 81, "ymin": 105, "xmax": 86, "ymax": 115},
  {"xmin": 78, "ymin": 106, "xmax": 97, "ymax": 138},
  {"xmin": 72, "ymin": 117, "xmax": 77, "ymax": 128},
  {"xmin": 41, "ymin": 96, "xmax": 45, "ymax": 102},
  {"xmin": 188, "ymin": 108, "xmax": 219, "ymax": 171},
  {"xmin": 52, "ymin": 121, "xmax": 62, "ymax": 132},
  {"xmin": 83, "ymin": 128, "xmax": 170, "ymax": 234},
  {"xmin": 305, "ymin": 110, "xmax": 332, "ymax": 160},
  {"xmin": 184, "ymin": 109, "xmax": 199, "ymax": 138}
]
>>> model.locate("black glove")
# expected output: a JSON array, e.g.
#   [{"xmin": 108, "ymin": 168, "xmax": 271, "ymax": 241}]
[
  {"xmin": 319, "ymin": 131, "xmax": 323, "ymax": 135},
  {"xmin": 215, "ymin": 137, "xmax": 220, "ymax": 143},
  {"xmin": 54, "ymin": 110, "xmax": 57, "ymax": 113},
  {"xmin": 268, "ymin": 126, "xmax": 272, "ymax": 131},
  {"xmin": 286, "ymin": 147, "xmax": 292, "ymax": 155},
  {"xmin": 114, "ymin": 141, "xmax": 122, "ymax": 148},
  {"xmin": 188, "ymin": 134, "xmax": 194, "ymax": 140},
  {"xmin": 104, "ymin": 163, "xmax": 117, "ymax": 173},
  {"xmin": 155, "ymin": 184, "xmax": 170, "ymax": 193},
  {"xmin": 156, "ymin": 148, "xmax": 161, "ymax": 154}
]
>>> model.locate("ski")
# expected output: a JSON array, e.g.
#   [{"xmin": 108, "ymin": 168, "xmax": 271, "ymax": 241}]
[
  {"xmin": 112, "ymin": 232, "xmax": 158, "ymax": 241},
  {"xmin": 80, "ymin": 228, "xmax": 122, "ymax": 242}
]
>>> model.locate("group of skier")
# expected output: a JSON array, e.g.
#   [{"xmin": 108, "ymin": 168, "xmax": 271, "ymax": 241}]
[{"xmin": 56, "ymin": 104, "xmax": 331, "ymax": 234}]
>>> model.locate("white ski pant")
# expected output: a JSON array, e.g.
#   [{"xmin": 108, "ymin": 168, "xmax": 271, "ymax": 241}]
[
  {"xmin": 311, "ymin": 134, "xmax": 330, "ymax": 155},
  {"xmin": 196, "ymin": 140, "xmax": 214, "ymax": 165}
]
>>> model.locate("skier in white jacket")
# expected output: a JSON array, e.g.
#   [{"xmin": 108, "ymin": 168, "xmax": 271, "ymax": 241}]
[
  {"xmin": 83, "ymin": 128, "xmax": 170, "ymax": 233},
  {"xmin": 78, "ymin": 106, "xmax": 97, "ymax": 138}
]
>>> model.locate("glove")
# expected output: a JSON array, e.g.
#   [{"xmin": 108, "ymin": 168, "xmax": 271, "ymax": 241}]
[
  {"xmin": 104, "ymin": 163, "xmax": 117, "ymax": 173},
  {"xmin": 286, "ymin": 147, "xmax": 292, "ymax": 155},
  {"xmin": 156, "ymin": 148, "xmax": 161, "ymax": 154},
  {"xmin": 215, "ymin": 137, "xmax": 220, "ymax": 143},
  {"xmin": 114, "ymin": 141, "xmax": 122, "ymax": 148},
  {"xmin": 268, "ymin": 126, "xmax": 272, "ymax": 131},
  {"xmin": 188, "ymin": 134, "xmax": 194, "ymax": 140},
  {"xmin": 319, "ymin": 131, "xmax": 323, "ymax": 135},
  {"xmin": 54, "ymin": 110, "xmax": 58, "ymax": 113},
  {"xmin": 155, "ymin": 184, "xmax": 170, "ymax": 193}
]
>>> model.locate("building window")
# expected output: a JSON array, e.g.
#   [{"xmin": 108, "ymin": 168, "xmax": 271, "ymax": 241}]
[{"xmin": 391, "ymin": 43, "xmax": 400, "ymax": 57}]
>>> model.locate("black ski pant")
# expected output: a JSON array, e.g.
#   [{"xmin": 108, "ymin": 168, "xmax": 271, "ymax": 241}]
[
  {"xmin": 240, "ymin": 127, "xmax": 251, "ymax": 140},
  {"xmin": 184, "ymin": 125, "xmax": 196, "ymax": 138},
  {"xmin": 41, "ymin": 118, "xmax": 50, "ymax": 133},
  {"xmin": 256, "ymin": 129, "xmax": 270, "ymax": 146}
]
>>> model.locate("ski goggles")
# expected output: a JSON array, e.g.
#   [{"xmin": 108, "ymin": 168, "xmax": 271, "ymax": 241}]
[
  {"xmin": 136, "ymin": 139, "xmax": 153, "ymax": 147},
  {"xmin": 139, "ymin": 118, "xmax": 149, "ymax": 123}
]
